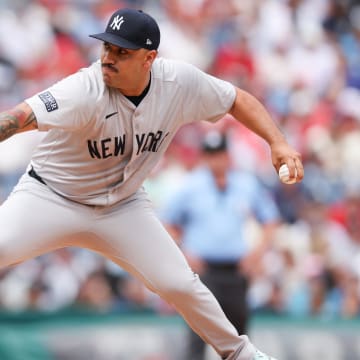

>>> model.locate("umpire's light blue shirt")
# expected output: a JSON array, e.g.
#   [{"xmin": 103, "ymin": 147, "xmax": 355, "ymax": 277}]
[{"xmin": 162, "ymin": 167, "xmax": 280, "ymax": 262}]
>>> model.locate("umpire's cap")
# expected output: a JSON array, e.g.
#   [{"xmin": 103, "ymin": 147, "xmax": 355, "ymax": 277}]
[
  {"xmin": 201, "ymin": 131, "xmax": 228, "ymax": 154},
  {"xmin": 90, "ymin": 8, "xmax": 160, "ymax": 50}
]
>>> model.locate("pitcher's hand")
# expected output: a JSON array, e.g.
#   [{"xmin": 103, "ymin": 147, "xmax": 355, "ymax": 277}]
[{"xmin": 270, "ymin": 141, "xmax": 304, "ymax": 183}]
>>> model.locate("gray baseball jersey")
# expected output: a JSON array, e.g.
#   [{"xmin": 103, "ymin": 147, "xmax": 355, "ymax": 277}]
[{"xmin": 25, "ymin": 58, "xmax": 236, "ymax": 206}]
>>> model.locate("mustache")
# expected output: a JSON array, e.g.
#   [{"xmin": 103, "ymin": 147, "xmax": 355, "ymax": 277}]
[{"xmin": 101, "ymin": 63, "xmax": 118, "ymax": 73}]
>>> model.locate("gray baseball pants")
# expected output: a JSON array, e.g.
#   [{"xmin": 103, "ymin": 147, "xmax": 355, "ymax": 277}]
[{"xmin": 0, "ymin": 174, "xmax": 255, "ymax": 360}]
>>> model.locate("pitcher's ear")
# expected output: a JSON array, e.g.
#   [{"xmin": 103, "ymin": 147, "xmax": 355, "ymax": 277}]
[{"xmin": 144, "ymin": 50, "xmax": 157, "ymax": 67}]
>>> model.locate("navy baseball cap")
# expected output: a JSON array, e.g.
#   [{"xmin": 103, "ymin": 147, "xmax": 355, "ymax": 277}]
[
  {"xmin": 90, "ymin": 8, "xmax": 160, "ymax": 50},
  {"xmin": 201, "ymin": 131, "xmax": 228, "ymax": 153}
]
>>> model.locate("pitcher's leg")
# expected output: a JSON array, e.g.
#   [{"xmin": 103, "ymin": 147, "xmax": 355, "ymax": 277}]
[
  {"xmin": 0, "ymin": 175, "xmax": 89, "ymax": 268},
  {"xmin": 91, "ymin": 199, "xmax": 255, "ymax": 360}
]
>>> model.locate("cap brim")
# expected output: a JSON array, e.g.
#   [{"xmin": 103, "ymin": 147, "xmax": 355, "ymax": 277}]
[{"xmin": 89, "ymin": 32, "xmax": 141, "ymax": 50}]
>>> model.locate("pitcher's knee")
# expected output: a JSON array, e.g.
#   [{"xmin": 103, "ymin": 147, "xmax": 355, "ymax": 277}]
[
  {"xmin": 0, "ymin": 233, "xmax": 21, "ymax": 269},
  {"xmin": 155, "ymin": 270, "xmax": 200, "ymax": 301}
]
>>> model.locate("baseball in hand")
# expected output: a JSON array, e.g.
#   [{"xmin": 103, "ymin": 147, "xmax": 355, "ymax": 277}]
[{"xmin": 278, "ymin": 164, "xmax": 297, "ymax": 184}]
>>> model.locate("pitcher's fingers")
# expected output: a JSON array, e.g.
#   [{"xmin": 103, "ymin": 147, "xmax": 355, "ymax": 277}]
[{"xmin": 294, "ymin": 157, "xmax": 304, "ymax": 181}]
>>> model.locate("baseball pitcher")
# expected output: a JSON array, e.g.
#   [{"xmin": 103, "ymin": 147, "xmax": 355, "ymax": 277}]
[{"xmin": 0, "ymin": 8, "xmax": 303, "ymax": 360}]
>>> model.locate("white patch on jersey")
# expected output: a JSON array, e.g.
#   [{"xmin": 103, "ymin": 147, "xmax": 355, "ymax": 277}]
[
  {"xmin": 38, "ymin": 91, "xmax": 58, "ymax": 112},
  {"xmin": 110, "ymin": 15, "xmax": 125, "ymax": 31}
]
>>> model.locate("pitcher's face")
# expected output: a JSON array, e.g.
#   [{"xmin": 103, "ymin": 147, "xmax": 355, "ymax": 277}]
[{"xmin": 101, "ymin": 42, "xmax": 156, "ymax": 95}]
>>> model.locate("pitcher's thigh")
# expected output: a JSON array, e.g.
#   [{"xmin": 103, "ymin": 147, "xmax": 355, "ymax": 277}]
[
  {"xmin": 95, "ymin": 202, "xmax": 195, "ymax": 295},
  {"xmin": 0, "ymin": 182, "xmax": 86, "ymax": 268}
]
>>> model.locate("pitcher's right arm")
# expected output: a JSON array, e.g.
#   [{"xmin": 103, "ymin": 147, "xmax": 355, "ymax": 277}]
[{"xmin": 0, "ymin": 102, "xmax": 38, "ymax": 142}]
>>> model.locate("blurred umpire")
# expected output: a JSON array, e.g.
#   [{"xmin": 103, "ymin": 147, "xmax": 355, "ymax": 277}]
[{"xmin": 162, "ymin": 131, "xmax": 280, "ymax": 360}]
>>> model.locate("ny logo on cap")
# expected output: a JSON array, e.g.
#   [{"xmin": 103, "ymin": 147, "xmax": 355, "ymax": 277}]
[{"xmin": 110, "ymin": 15, "xmax": 125, "ymax": 31}]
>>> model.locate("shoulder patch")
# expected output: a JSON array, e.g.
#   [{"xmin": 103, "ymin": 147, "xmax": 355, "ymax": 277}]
[{"xmin": 38, "ymin": 91, "xmax": 59, "ymax": 112}]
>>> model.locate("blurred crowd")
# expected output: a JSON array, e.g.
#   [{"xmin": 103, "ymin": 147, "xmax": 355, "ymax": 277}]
[{"xmin": 1, "ymin": 0, "xmax": 360, "ymax": 322}]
